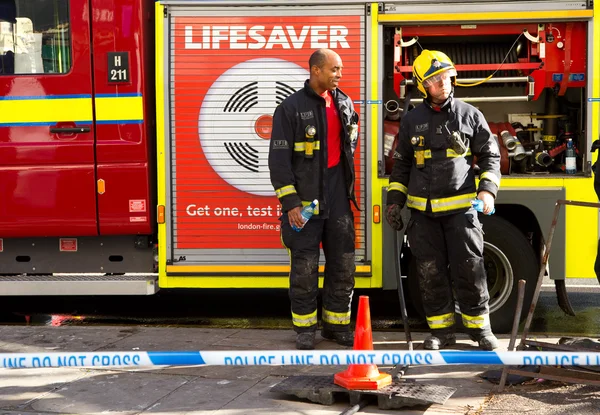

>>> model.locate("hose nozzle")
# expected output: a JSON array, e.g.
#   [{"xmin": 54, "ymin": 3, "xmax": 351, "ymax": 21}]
[{"xmin": 384, "ymin": 100, "xmax": 403, "ymax": 121}]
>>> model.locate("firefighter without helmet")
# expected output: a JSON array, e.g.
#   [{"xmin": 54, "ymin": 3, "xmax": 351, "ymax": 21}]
[{"xmin": 412, "ymin": 50, "xmax": 458, "ymax": 98}]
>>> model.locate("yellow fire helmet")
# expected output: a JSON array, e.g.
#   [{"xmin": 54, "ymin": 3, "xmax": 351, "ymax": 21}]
[{"xmin": 412, "ymin": 49, "xmax": 458, "ymax": 98}]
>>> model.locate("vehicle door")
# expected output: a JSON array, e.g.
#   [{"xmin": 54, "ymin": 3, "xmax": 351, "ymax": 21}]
[{"xmin": 0, "ymin": 0, "xmax": 97, "ymax": 237}]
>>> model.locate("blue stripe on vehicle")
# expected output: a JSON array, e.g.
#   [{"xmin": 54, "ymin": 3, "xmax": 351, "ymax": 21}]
[
  {"xmin": 0, "ymin": 94, "xmax": 91, "ymax": 100},
  {"xmin": 95, "ymin": 93, "xmax": 142, "ymax": 98},
  {"xmin": 0, "ymin": 121, "xmax": 93, "ymax": 127},
  {"xmin": 96, "ymin": 120, "xmax": 144, "ymax": 125},
  {"xmin": 0, "ymin": 120, "xmax": 144, "ymax": 127},
  {"xmin": 0, "ymin": 93, "xmax": 142, "ymax": 100}
]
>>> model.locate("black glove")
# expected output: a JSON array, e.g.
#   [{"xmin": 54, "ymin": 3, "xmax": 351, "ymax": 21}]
[{"xmin": 385, "ymin": 204, "xmax": 404, "ymax": 231}]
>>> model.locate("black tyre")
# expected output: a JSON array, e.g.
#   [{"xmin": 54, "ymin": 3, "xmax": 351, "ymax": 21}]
[{"xmin": 407, "ymin": 215, "xmax": 538, "ymax": 334}]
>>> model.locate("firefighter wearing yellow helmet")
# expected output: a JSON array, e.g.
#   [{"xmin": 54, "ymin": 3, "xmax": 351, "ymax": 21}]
[
  {"xmin": 386, "ymin": 50, "xmax": 502, "ymax": 351},
  {"xmin": 412, "ymin": 49, "xmax": 458, "ymax": 100}
]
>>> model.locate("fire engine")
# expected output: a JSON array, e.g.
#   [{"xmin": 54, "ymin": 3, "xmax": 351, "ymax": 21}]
[{"xmin": 1, "ymin": 0, "xmax": 598, "ymax": 332}]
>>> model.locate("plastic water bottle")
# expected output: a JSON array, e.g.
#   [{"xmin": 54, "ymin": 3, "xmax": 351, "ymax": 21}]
[
  {"xmin": 292, "ymin": 199, "xmax": 319, "ymax": 232},
  {"xmin": 471, "ymin": 199, "xmax": 495, "ymax": 215},
  {"xmin": 565, "ymin": 138, "xmax": 576, "ymax": 175}
]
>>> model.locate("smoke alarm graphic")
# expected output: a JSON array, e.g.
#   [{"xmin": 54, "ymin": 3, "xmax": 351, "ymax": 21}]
[{"xmin": 199, "ymin": 58, "xmax": 308, "ymax": 196}]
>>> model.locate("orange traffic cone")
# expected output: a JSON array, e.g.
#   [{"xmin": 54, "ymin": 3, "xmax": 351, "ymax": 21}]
[{"xmin": 334, "ymin": 296, "xmax": 392, "ymax": 390}]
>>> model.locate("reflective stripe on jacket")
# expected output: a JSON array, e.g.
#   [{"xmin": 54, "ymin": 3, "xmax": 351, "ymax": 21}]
[{"xmin": 387, "ymin": 96, "xmax": 501, "ymax": 216}]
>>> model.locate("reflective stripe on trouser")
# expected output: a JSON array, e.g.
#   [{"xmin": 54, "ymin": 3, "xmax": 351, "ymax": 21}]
[
  {"xmin": 407, "ymin": 209, "xmax": 491, "ymax": 334},
  {"xmin": 462, "ymin": 312, "xmax": 490, "ymax": 329},
  {"xmin": 292, "ymin": 310, "xmax": 318, "ymax": 328},
  {"xmin": 426, "ymin": 312, "xmax": 455, "ymax": 329},
  {"xmin": 280, "ymin": 164, "xmax": 355, "ymax": 333},
  {"xmin": 322, "ymin": 307, "xmax": 351, "ymax": 326}
]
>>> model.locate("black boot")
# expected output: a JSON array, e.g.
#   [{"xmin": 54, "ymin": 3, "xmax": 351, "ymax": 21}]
[
  {"xmin": 469, "ymin": 332, "xmax": 499, "ymax": 350},
  {"xmin": 423, "ymin": 331, "xmax": 456, "ymax": 350},
  {"xmin": 321, "ymin": 329, "xmax": 354, "ymax": 347},
  {"xmin": 296, "ymin": 332, "xmax": 316, "ymax": 350}
]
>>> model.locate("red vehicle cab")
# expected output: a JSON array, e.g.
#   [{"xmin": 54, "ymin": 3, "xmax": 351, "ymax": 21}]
[{"xmin": 0, "ymin": 0, "xmax": 156, "ymax": 277}]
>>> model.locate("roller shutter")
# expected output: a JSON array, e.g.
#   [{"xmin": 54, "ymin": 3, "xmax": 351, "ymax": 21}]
[{"xmin": 164, "ymin": 3, "xmax": 367, "ymax": 269}]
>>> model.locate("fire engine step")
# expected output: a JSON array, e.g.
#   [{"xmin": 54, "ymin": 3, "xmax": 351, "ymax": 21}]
[
  {"xmin": 0, "ymin": 274, "xmax": 158, "ymax": 296},
  {"xmin": 270, "ymin": 375, "xmax": 456, "ymax": 409}
]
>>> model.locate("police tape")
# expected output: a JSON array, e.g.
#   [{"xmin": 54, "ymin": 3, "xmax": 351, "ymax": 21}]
[{"xmin": 2, "ymin": 350, "xmax": 600, "ymax": 369}]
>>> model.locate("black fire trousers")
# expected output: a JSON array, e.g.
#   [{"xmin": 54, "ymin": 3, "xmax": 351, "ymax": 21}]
[
  {"xmin": 407, "ymin": 208, "xmax": 492, "ymax": 335},
  {"xmin": 280, "ymin": 163, "xmax": 356, "ymax": 333}
]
